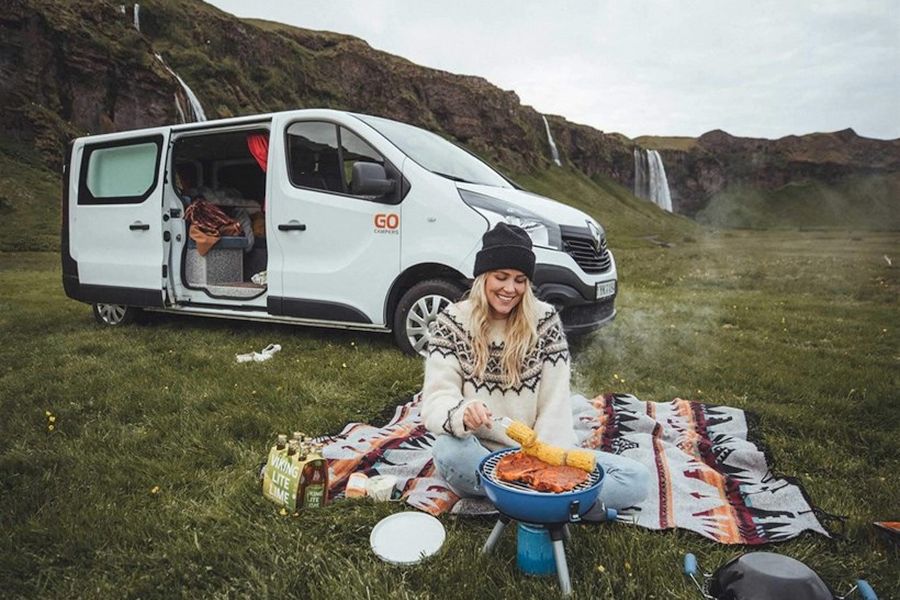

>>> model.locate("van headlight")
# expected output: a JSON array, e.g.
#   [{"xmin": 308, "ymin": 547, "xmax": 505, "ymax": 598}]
[{"xmin": 459, "ymin": 189, "xmax": 562, "ymax": 250}]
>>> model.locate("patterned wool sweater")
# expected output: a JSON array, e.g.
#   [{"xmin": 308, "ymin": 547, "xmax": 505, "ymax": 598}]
[{"xmin": 421, "ymin": 298, "xmax": 577, "ymax": 451}]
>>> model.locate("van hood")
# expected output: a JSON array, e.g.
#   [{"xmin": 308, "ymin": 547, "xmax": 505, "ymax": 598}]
[{"xmin": 455, "ymin": 182, "xmax": 598, "ymax": 229}]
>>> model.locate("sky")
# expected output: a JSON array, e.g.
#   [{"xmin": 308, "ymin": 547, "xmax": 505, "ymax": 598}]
[{"xmin": 206, "ymin": 0, "xmax": 900, "ymax": 140}]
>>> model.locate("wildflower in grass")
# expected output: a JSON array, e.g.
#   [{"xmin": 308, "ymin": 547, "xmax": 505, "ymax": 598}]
[
  {"xmin": 48, "ymin": 416, "xmax": 56, "ymax": 423},
  {"xmin": 596, "ymin": 564, "xmax": 606, "ymax": 573},
  {"xmin": 279, "ymin": 508, "xmax": 288, "ymax": 516},
  {"xmin": 48, "ymin": 424, "xmax": 55, "ymax": 432},
  {"xmin": 150, "ymin": 485, "xmax": 160, "ymax": 494},
  {"xmin": 342, "ymin": 363, "xmax": 347, "ymax": 368}
]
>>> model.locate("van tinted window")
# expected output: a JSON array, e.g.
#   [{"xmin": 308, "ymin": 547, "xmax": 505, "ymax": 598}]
[
  {"xmin": 78, "ymin": 135, "xmax": 163, "ymax": 205},
  {"xmin": 287, "ymin": 122, "xmax": 343, "ymax": 193},
  {"xmin": 287, "ymin": 122, "xmax": 391, "ymax": 200},
  {"xmin": 340, "ymin": 127, "xmax": 384, "ymax": 189}
]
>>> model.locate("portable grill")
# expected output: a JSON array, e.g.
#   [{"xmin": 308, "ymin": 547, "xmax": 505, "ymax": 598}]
[{"xmin": 477, "ymin": 448, "xmax": 606, "ymax": 596}]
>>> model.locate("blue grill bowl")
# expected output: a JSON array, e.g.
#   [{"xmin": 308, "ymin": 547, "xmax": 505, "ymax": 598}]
[{"xmin": 477, "ymin": 448, "xmax": 605, "ymax": 524}]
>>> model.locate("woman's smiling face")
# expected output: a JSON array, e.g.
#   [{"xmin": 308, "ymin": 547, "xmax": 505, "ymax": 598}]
[{"xmin": 485, "ymin": 269, "xmax": 528, "ymax": 319}]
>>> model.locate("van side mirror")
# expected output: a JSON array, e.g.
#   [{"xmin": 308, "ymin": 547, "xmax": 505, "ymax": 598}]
[{"xmin": 350, "ymin": 162, "xmax": 395, "ymax": 197}]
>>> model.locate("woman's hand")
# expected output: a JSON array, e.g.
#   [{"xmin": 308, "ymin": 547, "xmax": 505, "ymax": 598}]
[{"xmin": 463, "ymin": 402, "xmax": 493, "ymax": 431}]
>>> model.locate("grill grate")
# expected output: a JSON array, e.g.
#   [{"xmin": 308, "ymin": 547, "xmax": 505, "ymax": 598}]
[
  {"xmin": 560, "ymin": 226, "xmax": 612, "ymax": 274},
  {"xmin": 481, "ymin": 448, "xmax": 602, "ymax": 494}
]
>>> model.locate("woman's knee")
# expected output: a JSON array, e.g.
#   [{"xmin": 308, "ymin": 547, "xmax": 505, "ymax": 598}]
[
  {"xmin": 618, "ymin": 460, "xmax": 650, "ymax": 501},
  {"xmin": 595, "ymin": 452, "xmax": 651, "ymax": 507},
  {"xmin": 431, "ymin": 434, "xmax": 488, "ymax": 497}
]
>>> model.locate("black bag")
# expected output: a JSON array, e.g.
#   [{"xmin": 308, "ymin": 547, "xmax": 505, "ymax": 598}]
[{"xmin": 709, "ymin": 552, "xmax": 834, "ymax": 600}]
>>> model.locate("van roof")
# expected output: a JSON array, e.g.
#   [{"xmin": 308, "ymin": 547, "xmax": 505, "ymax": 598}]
[{"xmin": 72, "ymin": 108, "xmax": 374, "ymax": 143}]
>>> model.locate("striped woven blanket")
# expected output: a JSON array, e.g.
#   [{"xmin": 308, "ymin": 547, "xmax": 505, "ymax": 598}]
[{"xmin": 319, "ymin": 393, "xmax": 831, "ymax": 544}]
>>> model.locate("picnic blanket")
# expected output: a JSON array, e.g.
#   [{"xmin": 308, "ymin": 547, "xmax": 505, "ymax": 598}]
[{"xmin": 318, "ymin": 393, "xmax": 832, "ymax": 544}]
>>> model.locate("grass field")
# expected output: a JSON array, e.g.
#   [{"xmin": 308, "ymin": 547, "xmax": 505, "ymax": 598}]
[
  {"xmin": 695, "ymin": 173, "xmax": 900, "ymax": 231},
  {"xmin": 1, "ymin": 228, "xmax": 897, "ymax": 599}
]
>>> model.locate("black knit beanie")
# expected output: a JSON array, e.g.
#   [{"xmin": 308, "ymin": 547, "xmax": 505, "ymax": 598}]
[{"xmin": 473, "ymin": 223, "xmax": 535, "ymax": 279}]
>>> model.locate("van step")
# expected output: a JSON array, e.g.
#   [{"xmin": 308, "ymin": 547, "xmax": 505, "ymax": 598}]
[{"xmin": 206, "ymin": 282, "xmax": 266, "ymax": 298}]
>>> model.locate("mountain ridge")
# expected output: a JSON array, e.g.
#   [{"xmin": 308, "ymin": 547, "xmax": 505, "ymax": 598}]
[{"xmin": 1, "ymin": 0, "xmax": 897, "ymax": 223}]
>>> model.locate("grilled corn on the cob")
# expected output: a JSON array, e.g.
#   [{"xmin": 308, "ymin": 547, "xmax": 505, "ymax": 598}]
[{"xmin": 502, "ymin": 419, "xmax": 596, "ymax": 472}]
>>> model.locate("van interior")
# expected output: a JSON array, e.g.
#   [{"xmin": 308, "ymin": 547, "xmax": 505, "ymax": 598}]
[{"xmin": 171, "ymin": 128, "xmax": 269, "ymax": 300}]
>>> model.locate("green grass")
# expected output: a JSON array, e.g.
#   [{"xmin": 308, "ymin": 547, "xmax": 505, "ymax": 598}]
[
  {"xmin": 633, "ymin": 136, "xmax": 699, "ymax": 152},
  {"xmin": 2, "ymin": 228, "xmax": 898, "ymax": 598},
  {"xmin": 515, "ymin": 166, "xmax": 701, "ymax": 249},
  {"xmin": 0, "ymin": 154, "xmax": 62, "ymax": 252},
  {"xmin": 695, "ymin": 173, "xmax": 900, "ymax": 230}
]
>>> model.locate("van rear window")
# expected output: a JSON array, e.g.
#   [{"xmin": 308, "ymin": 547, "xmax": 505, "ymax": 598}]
[{"xmin": 79, "ymin": 135, "xmax": 163, "ymax": 205}]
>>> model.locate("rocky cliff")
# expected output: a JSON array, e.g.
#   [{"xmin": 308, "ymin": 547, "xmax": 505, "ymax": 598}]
[
  {"xmin": 2, "ymin": 0, "xmax": 898, "ymax": 222},
  {"xmin": 2, "ymin": 0, "xmax": 631, "ymax": 175},
  {"xmin": 641, "ymin": 129, "xmax": 900, "ymax": 215}
]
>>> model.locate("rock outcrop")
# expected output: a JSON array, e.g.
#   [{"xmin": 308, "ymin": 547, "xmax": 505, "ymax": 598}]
[
  {"xmin": 1, "ymin": 0, "xmax": 898, "ymax": 219},
  {"xmin": 653, "ymin": 129, "xmax": 900, "ymax": 214}
]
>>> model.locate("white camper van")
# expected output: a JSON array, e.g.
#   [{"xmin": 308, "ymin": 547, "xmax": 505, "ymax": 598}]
[{"xmin": 62, "ymin": 109, "xmax": 617, "ymax": 354}]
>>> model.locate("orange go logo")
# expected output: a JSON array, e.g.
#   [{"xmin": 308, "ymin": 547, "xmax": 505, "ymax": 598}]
[{"xmin": 374, "ymin": 213, "xmax": 400, "ymax": 230}]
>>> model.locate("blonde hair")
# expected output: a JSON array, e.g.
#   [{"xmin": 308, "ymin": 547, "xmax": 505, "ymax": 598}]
[{"xmin": 468, "ymin": 272, "xmax": 539, "ymax": 388}]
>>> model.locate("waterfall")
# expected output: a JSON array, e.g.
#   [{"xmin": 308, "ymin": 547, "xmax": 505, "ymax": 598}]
[
  {"xmin": 133, "ymin": 4, "xmax": 140, "ymax": 31},
  {"xmin": 633, "ymin": 148, "xmax": 673, "ymax": 212},
  {"xmin": 541, "ymin": 115, "xmax": 562, "ymax": 167},
  {"xmin": 154, "ymin": 54, "xmax": 207, "ymax": 122}
]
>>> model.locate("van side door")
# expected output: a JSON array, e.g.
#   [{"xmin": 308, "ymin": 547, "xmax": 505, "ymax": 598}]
[
  {"xmin": 64, "ymin": 131, "xmax": 169, "ymax": 307},
  {"xmin": 266, "ymin": 116, "xmax": 402, "ymax": 326}
]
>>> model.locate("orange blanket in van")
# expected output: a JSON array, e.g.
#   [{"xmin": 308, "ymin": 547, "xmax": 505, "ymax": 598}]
[{"xmin": 184, "ymin": 199, "xmax": 242, "ymax": 256}]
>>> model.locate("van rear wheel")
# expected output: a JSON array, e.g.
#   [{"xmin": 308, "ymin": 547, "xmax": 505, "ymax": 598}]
[
  {"xmin": 393, "ymin": 279, "xmax": 466, "ymax": 356},
  {"xmin": 92, "ymin": 303, "xmax": 139, "ymax": 326}
]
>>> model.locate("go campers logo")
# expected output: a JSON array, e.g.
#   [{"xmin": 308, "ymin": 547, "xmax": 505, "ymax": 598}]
[{"xmin": 374, "ymin": 213, "xmax": 400, "ymax": 234}]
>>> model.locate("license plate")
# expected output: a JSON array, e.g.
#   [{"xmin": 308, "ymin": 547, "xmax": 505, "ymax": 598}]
[{"xmin": 595, "ymin": 281, "xmax": 616, "ymax": 300}]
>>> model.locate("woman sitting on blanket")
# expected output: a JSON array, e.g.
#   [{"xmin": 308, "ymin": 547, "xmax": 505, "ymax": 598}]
[{"xmin": 421, "ymin": 223, "xmax": 649, "ymax": 518}]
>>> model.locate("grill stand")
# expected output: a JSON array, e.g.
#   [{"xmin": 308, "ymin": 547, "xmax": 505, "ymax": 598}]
[{"xmin": 481, "ymin": 514, "xmax": 575, "ymax": 596}]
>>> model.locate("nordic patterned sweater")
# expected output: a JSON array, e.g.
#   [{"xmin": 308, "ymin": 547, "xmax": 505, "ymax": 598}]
[{"xmin": 421, "ymin": 298, "xmax": 577, "ymax": 451}]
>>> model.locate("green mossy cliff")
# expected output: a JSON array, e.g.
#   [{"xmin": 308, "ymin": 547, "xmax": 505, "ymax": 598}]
[{"xmin": 1, "ymin": 0, "xmax": 898, "ymax": 228}]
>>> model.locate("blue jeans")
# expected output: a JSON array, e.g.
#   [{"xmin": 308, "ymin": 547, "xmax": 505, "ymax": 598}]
[{"xmin": 432, "ymin": 434, "xmax": 650, "ymax": 510}]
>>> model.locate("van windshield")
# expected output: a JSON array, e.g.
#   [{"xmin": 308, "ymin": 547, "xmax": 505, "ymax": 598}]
[{"xmin": 355, "ymin": 114, "xmax": 512, "ymax": 188}]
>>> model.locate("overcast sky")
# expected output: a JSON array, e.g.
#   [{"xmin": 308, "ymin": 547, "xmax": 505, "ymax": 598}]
[{"xmin": 206, "ymin": 0, "xmax": 899, "ymax": 140}]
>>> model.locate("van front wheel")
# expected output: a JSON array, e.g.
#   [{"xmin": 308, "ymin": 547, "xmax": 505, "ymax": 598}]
[
  {"xmin": 393, "ymin": 279, "xmax": 466, "ymax": 356},
  {"xmin": 92, "ymin": 303, "xmax": 139, "ymax": 326}
]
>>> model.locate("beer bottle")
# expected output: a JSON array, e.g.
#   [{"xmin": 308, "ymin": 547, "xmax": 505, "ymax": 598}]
[{"xmin": 301, "ymin": 443, "xmax": 329, "ymax": 508}]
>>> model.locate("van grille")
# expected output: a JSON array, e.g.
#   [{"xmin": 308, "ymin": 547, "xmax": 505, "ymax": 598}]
[{"xmin": 560, "ymin": 225, "xmax": 611, "ymax": 273}]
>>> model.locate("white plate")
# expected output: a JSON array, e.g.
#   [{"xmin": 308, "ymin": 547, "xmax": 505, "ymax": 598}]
[{"xmin": 370, "ymin": 512, "xmax": 446, "ymax": 565}]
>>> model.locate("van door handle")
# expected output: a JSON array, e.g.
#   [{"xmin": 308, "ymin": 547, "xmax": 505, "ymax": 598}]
[
  {"xmin": 130, "ymin": 222, "xmax": 150, "ymax": 231},
  {"xmin": 278, "ymin": 223, "xmax": 307, "ymax": 231}
]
